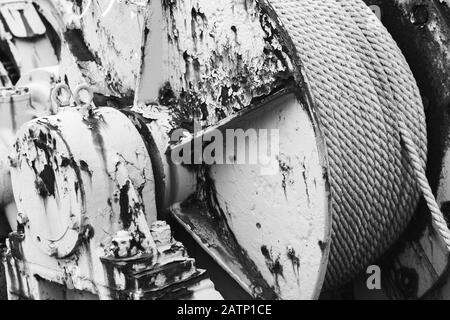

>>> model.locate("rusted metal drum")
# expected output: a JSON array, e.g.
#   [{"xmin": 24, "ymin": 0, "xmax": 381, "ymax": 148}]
[
  {"xmin": 135, "ymin": 0, "xmax": 427, "ymax": 300},
  {"xmin": 168, "ymin": 91, "xmax": 330, "ymax": 300},
  {"xmin": 10, "ymin": 106, "xmax": 158, "ymax": 258},
  {"xmin": 5, "ymin": 101, "xmax": 222, "ymax": 300}
]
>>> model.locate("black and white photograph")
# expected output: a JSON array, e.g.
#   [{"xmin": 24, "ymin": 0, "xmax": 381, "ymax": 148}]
[{"xmin": 0, "ymin": 0, "xmax": 448, "ymax": 308}]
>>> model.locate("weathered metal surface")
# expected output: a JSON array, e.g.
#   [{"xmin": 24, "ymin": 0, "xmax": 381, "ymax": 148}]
[
  {"xmin": 0, "ymin": 87, "xmax": 32, "ymax": 139},
  {"xmin": 122, "ymin": 0, "xmax": 333, "ymax": 300},
  {"xmin": 100, "ymin": 221, "xmax": 223, "ymax": 300},
  {"xmin": 62, "ymin": 0, "xmax": 146, "ymax": 102},
  {"xmin": 7, "ymin": 0, "xmax": 450, "ymax": 301},
  {"xmin": 0, "ymin": 67, "xmax": 60, "ymax": 236},
  {"xmin": 3, "ymin": 219, "xmax": 222, "ymax": 300},
  {"xmin": 4, "ymin": 100, "xmax": 222, "ymax": 300},
  {"xmin": 207, "ymin": 93, "xmax": 329, "ymax": 300},
  {"xmin": 0, "ymin": 1, "xmax": 47, "ymax": 38},
  {"xmin": 0, "ymin": 1, "xmax": 61, "ymax": 83},
  {"xmin": 167, "ymin": 91, "xmax": 330, "ymax": 300},
  {"xmin": 11, "ymin": 106, "xmax": 157, "ymax": 258},
  {"xmin": 15, "ymin": 66, "xmax": 60, "ymax": 119},
  {"xmin": 136, "ymin": 0, "xmax": 297, "ymax": 129}
]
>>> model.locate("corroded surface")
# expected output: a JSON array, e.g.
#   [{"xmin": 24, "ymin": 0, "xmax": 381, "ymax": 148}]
[
  {"xmin": 4, "ymin": 105, "xmax": 221, "ymax": 300},
  {"xmin": 169, "ymin": 92, "xmax": 330, "ymax": 300},
  {"xmin": 62, "ymin": 0, "xmax": 146, "ymax": 101},
  {"xmin": 137, "ymin": 0, "xmax": 296, "ymax": 129}
]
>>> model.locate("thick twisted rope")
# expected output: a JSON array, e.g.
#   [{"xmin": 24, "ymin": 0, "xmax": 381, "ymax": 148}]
[
  {"xmin": 267, "ymin": 0, "xmax": 429, "ymax": 288},
  {"xmin": 398, "ymin": 118, "xmax": 450, "ymax": 251}
]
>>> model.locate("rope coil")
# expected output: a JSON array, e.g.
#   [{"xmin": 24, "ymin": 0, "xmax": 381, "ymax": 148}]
[
  {"xmin": 398, "ymin": 118, "xmax": 450, "ymax": 252},
  {"xmin": 266, "ymin": 0, "xmax": 444, "ymax": 288}
]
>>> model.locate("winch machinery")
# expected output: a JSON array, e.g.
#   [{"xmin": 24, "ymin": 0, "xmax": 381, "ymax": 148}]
[{"xmin": 1, "ymin": 0, "xmax": 450, "ymax": 300}]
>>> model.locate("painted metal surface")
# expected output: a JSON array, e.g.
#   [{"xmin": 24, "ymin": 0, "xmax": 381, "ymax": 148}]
[
  {"xmin": 4, "ymin": 98, "xmax": 222, "ymax": 299},
  {"xmin": 168, "ymin": 91, "xmax": 330, "ymax": 300},
  {"xmin": 0, "ymin": 67, "xmax": 60, "ymax": 235},
  {"xmin": 5, "ymin": 0, "xmax": 450, "ymax": 301},
  {"xmin": 136, "ymin": 0, "xmax": 296, "ymax": 128},
  {"xmin": 0, "ymin": 1, "xmax": 60, "ymax": 83},
  {"xmin": 3, "ymin": 218, "xmax": 222, "ymax": 300},
  {"xmin": 62, "ymin": 0, "xmax": 145, "ymax": 101},
  {"xmin": 11, "ymin": 105, "xmax": 157, "ymax": 258},
  {"xmin": 129, "ymin": 0, "xmax": 331, "ymax": 300},
  {"xmin": 0, "ymin": 1, "xmax": 47, "ymax": 38},
  {"xmin": 207, "ymin": 93, "xmax": 329, "ymax": 300}
]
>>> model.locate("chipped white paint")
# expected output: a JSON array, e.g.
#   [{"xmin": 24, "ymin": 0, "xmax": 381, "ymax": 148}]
[
  {"xmin": 11, "ymin": 106, "xmax": 157, "ymax": 257},
  {"xmin": 131, "ymin": 104, "xmax": 198, "ymax": 209},
  {"xmin": 7, "ymin": 106, "xmax": 154, "ymax": 297},
  {"xmin": 208, "ymin": 93, "xmax": 329, "ymax": 300},
  {"xmin": 4, "ymin": 218, "xmax": 222, "ymax": 300},
  {"xmin": 62, "ymin": 0, "xmax": 146, "ymax": 98},
  {"xmin": 137, "ymin": 0, "xmax": 294, "ymax": 126},
  {"xmin": 6, "ymin": 103, "xmax": 222, "ymax": 300}
]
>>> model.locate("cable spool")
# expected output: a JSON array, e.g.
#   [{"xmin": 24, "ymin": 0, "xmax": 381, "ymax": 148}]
[
  {"xmin": 265, "ymin": 0, "xmax": 428, "ymax": 288},
  {"xmin": 141, "ymin": 0, "xmax": 439, "ymax": 297}
]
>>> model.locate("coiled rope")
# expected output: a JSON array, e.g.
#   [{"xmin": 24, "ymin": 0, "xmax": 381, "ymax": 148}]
[
  {"xmin": 266, "ymin": 0, "xmax": 450, "ymax": 288},
  {"xmin": 398, "ymin": 118, "xmax": 450, "ymax": 251}
]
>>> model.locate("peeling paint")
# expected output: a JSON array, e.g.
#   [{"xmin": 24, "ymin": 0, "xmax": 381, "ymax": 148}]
[
  {"xmin": 62, "ymin": 0, "xmax": 145, "ymax": 101},
  {"xmin": 137, "ymin": 0, "xmax": 296, "ymax": 129}
]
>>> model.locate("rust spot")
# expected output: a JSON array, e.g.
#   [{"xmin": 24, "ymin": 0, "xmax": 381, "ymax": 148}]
[
  {"xmin": 159, "ymin": 82, "xmax": 207, "ymax": 132},
  {"xmin": 63, "ymin": 29, "xmax": 97, "ymax": 63},
  {"xmin": 119, "ymin": 181, "xmax": 132, "ymax": 229},
  {"xmin": 261, "ymin": 245, "xmax": 284, "ymax": 290},
  {"xmin": 79, "ymin": 160, "xmax": 92, "ymax": 177},
  {"xmin": 82, "ymin": 112, "xmax": 108, "ymax": 168},
  {"xmin": 287, "ymin": 246, "xmax": 301, "ymax": 278},
  {"xmin": 318, "ymin": 240, "xmax": 328, "ymax": 252},
  {"xmin": 278, "ymin": 157, "xmax": 293, "ymax": 199},
  {"xmin": 37, "ymin": 165, "xmax": 56, "ymax": 198}
]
